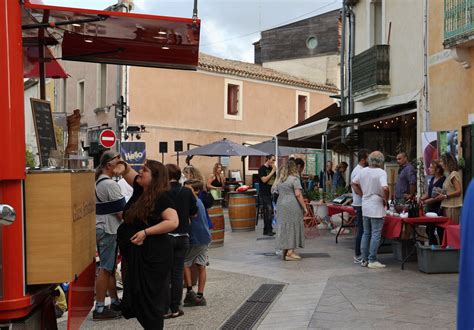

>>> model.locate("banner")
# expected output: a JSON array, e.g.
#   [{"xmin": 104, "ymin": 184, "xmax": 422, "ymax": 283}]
[
  {"xmin": 422, "ymin": 130, "xmax": 458, "ymax": 175},
  {"xmin": 120, "ymin": 142, "xmax": 146, "ymax": 171}
]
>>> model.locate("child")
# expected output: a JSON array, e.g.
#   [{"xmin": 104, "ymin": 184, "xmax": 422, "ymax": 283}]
[{"xmin": 183, "ymin": 179, "xmax": 211, "ymax": 306}]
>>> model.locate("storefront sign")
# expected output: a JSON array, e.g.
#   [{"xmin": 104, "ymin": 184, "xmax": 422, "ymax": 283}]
[{"xmin": 121, "ymin": 142, "xmax": 146, "ymax": 171}]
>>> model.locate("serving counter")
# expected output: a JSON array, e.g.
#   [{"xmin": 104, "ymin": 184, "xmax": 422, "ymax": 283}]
[{"xmin": 25, "ymin": 170, "xmax": 96, "ymax": 285}]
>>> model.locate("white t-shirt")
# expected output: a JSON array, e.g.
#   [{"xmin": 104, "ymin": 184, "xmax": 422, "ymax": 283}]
[
  {"xmin": 350, "ymin": 164, "xmax": 364, "ymax": 207},
  {"xmin": 353, "ymin": 167, "xmax": 388, "ymax": 218},
  {"xmin": 118, "ymin": 178, "xmax": 133, "ymax": 202},
  {"xmin": 96, "ymin": 174, "xmax": 124, "ymax": 234}
]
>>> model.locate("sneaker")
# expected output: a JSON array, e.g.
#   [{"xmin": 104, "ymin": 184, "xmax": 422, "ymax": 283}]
[
  {"xmin": 194, "ymin": 295, "xmax": 207, "ymax": 306},
  {"xmin": 368, "ymin": 261, "xmax": 386, "ymax": 269},
  {"xmin": 183, "ymin": 290, "xmax": 197, "ymax": 306},
  {"xmin": 360, "ymin": 260, "xmax": 368, "ymax": 267},
  {"xmin": 109, "ymin": 302, "xmax": 121, "ymax": 312},
  {"xmin": 93, "ymin": 308, "xmax": 121, "ymax": 321},
  {"xmin": 353, "ymin": 256, "xmax": 363, "ymax": 264}
]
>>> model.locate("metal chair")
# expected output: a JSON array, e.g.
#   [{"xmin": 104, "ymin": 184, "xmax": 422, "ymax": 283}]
[{"xmin": 304, "ymin": 199, "xmax": 321, "ymax": 238}]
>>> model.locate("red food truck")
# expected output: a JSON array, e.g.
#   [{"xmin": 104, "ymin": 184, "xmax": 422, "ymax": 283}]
[{"xmin": 0, "ymin": 1, "xmax": 200, "ymax": 328}]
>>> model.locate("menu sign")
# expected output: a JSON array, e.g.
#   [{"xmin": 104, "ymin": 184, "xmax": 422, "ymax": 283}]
[{"xmin": 31, "ymin": 98, "xmax": 57, "ymax": 167}]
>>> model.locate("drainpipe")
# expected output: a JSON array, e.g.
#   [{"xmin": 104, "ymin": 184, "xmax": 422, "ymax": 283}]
[
  {"xmin": 348, "ymin": 7, "xmax": 355, "ymax": 116},
  {"xmin": 340, "ymin": 2, "xmax": 346, "ymax": 117},
  {"xmin": 423, "ymin": 0, "xmax": 430, "ymax": 132}
]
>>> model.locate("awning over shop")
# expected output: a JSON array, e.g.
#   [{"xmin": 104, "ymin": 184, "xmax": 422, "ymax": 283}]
[
  {"xmin": 277, "ymin": 103, "xmax": 340, "ymax": 148},
  {"xmin": 276, "ymin": 101, "xmax": 418, "ymax": 151},
  {"xmin": 23, "ymin": 46, "xmax": 68, "ymax": 79},
  {"xmin": 22, "ymin": 0, "xmax": 200, "ymax": 70}
]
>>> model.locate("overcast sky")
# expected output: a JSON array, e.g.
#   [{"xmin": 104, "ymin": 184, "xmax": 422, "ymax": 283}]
[{"xmin": 41, "ymin": 0, "xmax": 341, "ymax": 63}]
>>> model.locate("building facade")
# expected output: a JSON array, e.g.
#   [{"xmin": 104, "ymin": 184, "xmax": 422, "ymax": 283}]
[
  {"xmin": 343, "ymin": 0, "xmax": 425, "ymax": 161},
  {"xmin": 255, "ymin": 9, "xmax": 341, "ymax": 87},
  {"xmin": 127, "ymin": 53, "xmax": 337, "ymax": 183},
  {"xmin": 428, "ymin": 0, "xmax": 474, "ymax": 188}
]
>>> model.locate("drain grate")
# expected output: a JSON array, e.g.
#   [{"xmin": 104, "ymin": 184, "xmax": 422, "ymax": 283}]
[
  {"xmin": 220, "ymin": 284, "xmax": 284, "ymax": 329},
  {"xmin": 299, "ymin": 253, "xmax": 330, "ymax": 258},
  {"xmin": 256, "ymin": 236, "xmax": 276, "ymax": 241}
]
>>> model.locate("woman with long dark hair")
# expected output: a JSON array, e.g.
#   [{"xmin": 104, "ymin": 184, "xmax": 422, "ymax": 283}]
[
  {"xmin": 115, "ymin": 159, "xmax": 178, "ymax": 329},
  {"xmin": 420, "ymin": 160, "xmax": 446, "ymax": 244}
]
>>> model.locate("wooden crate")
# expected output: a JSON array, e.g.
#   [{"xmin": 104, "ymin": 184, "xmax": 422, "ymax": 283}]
[{"xmin": 25, "ymin": 171, "xmax": 96, "ymax": 285}]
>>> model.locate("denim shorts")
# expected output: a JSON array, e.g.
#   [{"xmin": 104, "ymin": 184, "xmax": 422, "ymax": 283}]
[{"xmin": 96, "ymin": 228, "xmax": 118, "ymax": 272}]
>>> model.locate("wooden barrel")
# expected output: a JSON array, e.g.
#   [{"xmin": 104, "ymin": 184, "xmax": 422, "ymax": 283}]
[
  {"xmin": 223, "ymin": 182, "xmax": 240, "ymax": 207},
  {"xmin": 208, "ymin": 199, "xmax": 224, "ymax": 247},
  {"xmin": 228, "ymin": 190, "xmax": 257, "ymax": 232}
]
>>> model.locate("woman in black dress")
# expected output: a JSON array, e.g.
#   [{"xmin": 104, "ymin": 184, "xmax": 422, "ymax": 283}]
[
  {"xmin": 206, "ymin": 163, "xmax": 225, "ymax": 190},
  {"xmin": 420, "ymin": 160, "xmax": 446, "ymax": 245},
  {"xmin": 115, "ymin": 159, "xmax": 178, "ymax": 329}
]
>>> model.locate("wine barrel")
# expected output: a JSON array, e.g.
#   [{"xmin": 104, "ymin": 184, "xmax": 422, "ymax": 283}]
[
  {"xmin": 208, "ymin": 199, "xmax": 224, "ymax": 247},
  {"xmin": 228, "ymin": 190, "xmax": 257, "ymax": 232},
  {"xmin": 223, "ymin": 182, "xmax": 240, "ymax": 207}
]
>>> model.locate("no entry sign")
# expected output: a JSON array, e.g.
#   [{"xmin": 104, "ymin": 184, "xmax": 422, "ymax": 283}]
[{"xmin": 99, "ymin": 129, "xmax": 117, "ymax": 148}]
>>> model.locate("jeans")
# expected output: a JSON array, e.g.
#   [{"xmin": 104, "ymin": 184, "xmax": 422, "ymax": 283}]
[
  {"xmin": 259, "ymin": 195, "xmax": 273, "ymax": 234},
  {"xmin": 168, "ymin": 236, "xmax": 189, "ymax": 313},
  {"xmin": 353, "ymin": 206, "xmax": 364, "ymax": 257},
  {"xmin": 361, "ymin": 217, "xmax": 384, "ymax": 263}
]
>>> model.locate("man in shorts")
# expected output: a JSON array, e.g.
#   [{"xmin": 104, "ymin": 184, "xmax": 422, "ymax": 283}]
[
  {"xmin": 94, "ymin": 151, "xmax": 126, "ymax": 320},
  {"xmin": 183, "ymin": 180, "xmax": 212, "ymax": 307}
]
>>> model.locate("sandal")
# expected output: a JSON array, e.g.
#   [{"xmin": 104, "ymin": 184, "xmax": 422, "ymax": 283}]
[
  {"xmin": 164, "ymin": 309, "xmax": 184, "ymax": 319},
  {"xmin": 284, "ymin": 255, "xmax": 299, "ymax": 261},
  {"xmin": 288, "ymin": 253, "xmax": 301, "ymax": 259}
]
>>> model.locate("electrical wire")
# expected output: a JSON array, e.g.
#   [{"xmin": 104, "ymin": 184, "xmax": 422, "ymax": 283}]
[{"xmin": 200, "ymin": 0, "xmax": 339, "ymax": 47}]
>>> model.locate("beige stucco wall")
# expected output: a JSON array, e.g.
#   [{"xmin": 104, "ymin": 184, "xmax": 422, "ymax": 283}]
[
  {"xmin": 428, "ymin": 0, "xmax": 474, "ymax": 139},
  {"xmin": 128, "ymin": 67, "xmax": 334, "ymax": 183},
  {"xmin": 58, "ymin": 61, "xmax": 119, "ymax": 143},
  {"xmin": 352, "ymin": 0, "xmax": 424, "ymax": 112},
  {"xmin": 262, "ymin": 55, "xmax": 340, "ymax": 88}
]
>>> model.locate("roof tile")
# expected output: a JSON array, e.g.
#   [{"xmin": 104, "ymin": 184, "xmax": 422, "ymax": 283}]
[{"xmin": 198, "ymin": 53, "xmax": 339, "ymax": 93}]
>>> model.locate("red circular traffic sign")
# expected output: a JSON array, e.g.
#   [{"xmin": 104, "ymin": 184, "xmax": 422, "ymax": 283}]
[{"xmin": 99, "ymin": 129, "xmax": 117, "ymax": 148}]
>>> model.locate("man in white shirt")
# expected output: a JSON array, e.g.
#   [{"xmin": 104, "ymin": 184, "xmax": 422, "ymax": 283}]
[
  {"xmin": 352, "ymin": 151, "xmax": 389, "ymax": 269},
  {"xmin": 350, "ymin": 149, "xmax": 368, "ymax": 264}
]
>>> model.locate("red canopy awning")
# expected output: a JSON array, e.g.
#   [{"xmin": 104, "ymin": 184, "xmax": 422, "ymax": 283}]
[
  {"xmin": 22, "ymin": 1, "xmax": 200, "ymax": 70},
  {"xmin": 23, "ymin": 46, "xmax": 68, "ymax": 79}
]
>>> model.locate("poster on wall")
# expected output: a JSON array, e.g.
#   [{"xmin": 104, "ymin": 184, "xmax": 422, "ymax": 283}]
[
  {"xmin": 421, "ymin": 130, "xmax": 458, "ymax": 175},
  {"xmin": 422, "ymin": 132, "xmax": 438, "ymax": 175},
  {"xmin": 121, "ymin": 142, "xmax": 146, "ymax": 171},
  {"xmin": 439, "ymin": 130, "xmax": 459, "ymax": 159}
]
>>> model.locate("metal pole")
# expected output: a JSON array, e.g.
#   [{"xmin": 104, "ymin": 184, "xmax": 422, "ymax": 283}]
[{"xmin": 322, "ymin": 134, "xmax": 327, "ymax": 195}]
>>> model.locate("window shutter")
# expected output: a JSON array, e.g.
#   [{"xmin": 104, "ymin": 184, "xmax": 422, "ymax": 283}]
[{"xmin": 227, "ymin": 85, "xmax": 239, "ymax": 115}]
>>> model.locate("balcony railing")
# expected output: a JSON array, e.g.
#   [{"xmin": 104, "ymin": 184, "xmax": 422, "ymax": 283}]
[
  {"xmin": 352, "ymin": 45, "xmax": 390, "ymax": 101},
  {"xmin": 444, "ymin": 0, "xmax": 474, "ymax": 47}
]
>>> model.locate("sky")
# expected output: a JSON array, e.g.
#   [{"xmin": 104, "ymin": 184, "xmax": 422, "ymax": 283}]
[{"xmin": 42, "ymin": 0, "xmax": 341, "ymax": 63}]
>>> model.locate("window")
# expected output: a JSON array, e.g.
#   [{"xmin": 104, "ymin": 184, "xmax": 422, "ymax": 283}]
[
  {"xmin": 248, "ymin": 156, "xmax": 266, "ymax": 171},
  {"xmin": 369, "ymin": 0, "xmax": 384, "ymax": 46},
  {"xmin": 228, "ymin": 84, "xmax": 239, "ymax": 115},
  {"xmin": 97, "ymin": 64, "xmax": 107, "ymax": 108},
  {"xmin": 298, "ymin": 95, "xmax": 307, "ymax": 123},
  {"xmin": 306, "ymin": 36, "xmax": 318, "ymax": 50},
  {"xmin": 77, "ymin": 80, "xmax": 85, "ymax": 113},
  {"xmin": 224, "ymin": 79, "xmax": 243, "ymax": 120},
  {"xmin": 295, "ymin": 91, "xmax": 310, "ymax": 123}
]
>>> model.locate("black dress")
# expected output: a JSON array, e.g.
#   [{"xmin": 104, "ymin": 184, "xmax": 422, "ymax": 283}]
[
  {"xmin": 117, "ymin": 178, "xmax": 175, "ymax": 329},
  {"xmin": 425, "ymin": 175, "xmax": 446, "ymax": 245}
]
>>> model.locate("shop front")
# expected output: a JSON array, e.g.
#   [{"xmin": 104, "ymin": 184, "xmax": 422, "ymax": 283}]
[{"xmin": 0, "ymin": 1, "xmax": 200, "ymax": 328}]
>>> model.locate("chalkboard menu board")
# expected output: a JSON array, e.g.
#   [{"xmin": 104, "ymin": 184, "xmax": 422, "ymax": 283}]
[{"xmin": 31, "ymin": 98, "xmax": 57, "ymax": 167}]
